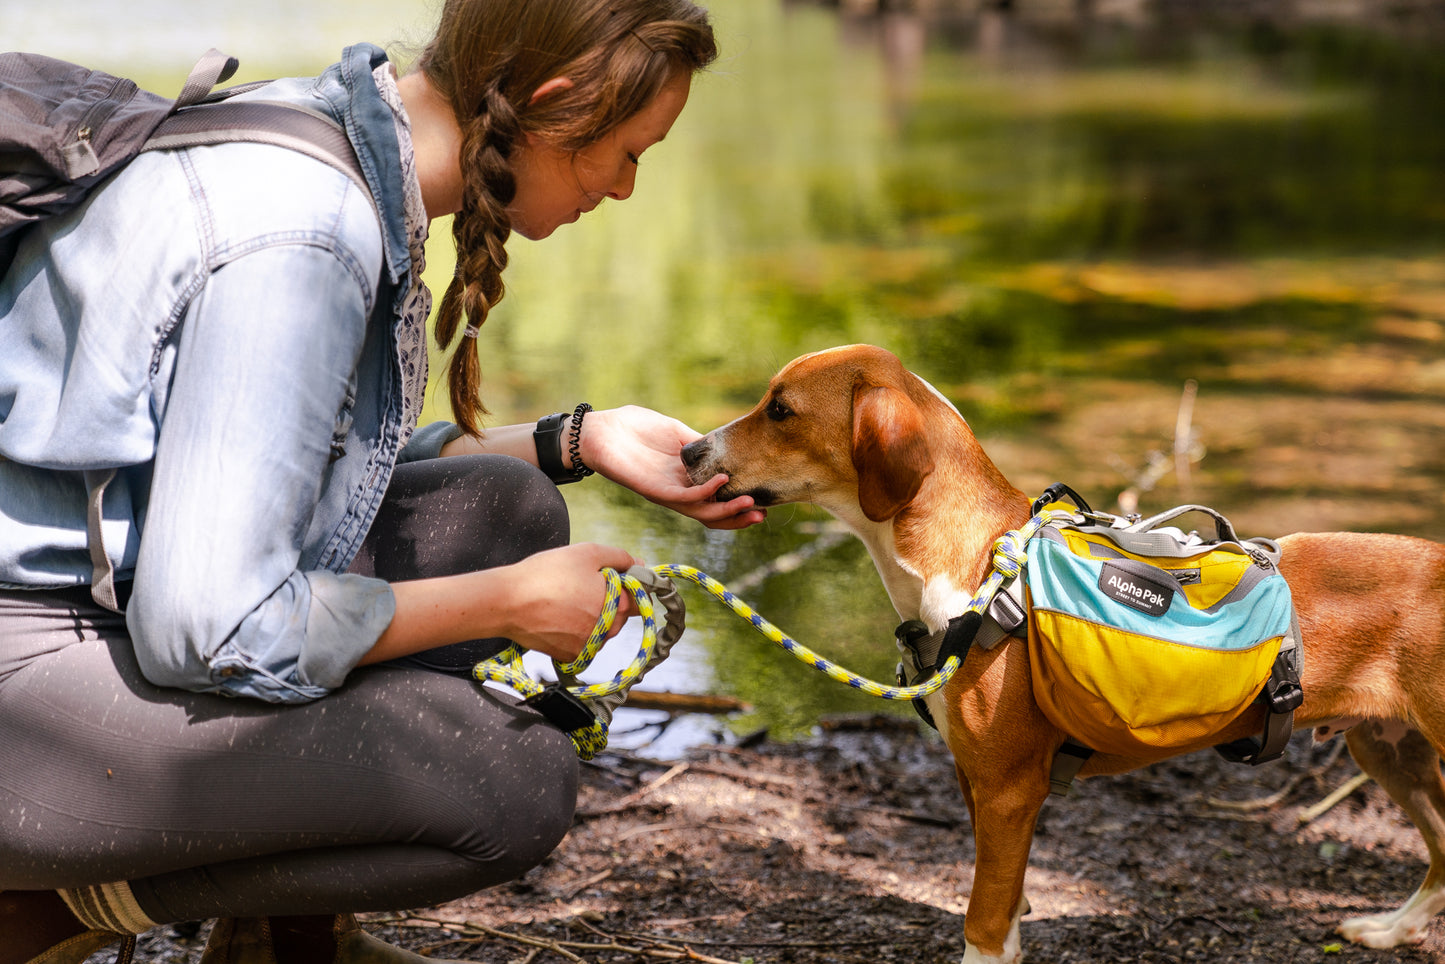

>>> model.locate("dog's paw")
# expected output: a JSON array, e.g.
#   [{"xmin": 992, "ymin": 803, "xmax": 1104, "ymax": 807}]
[{"xmin": 1338, "ymin": 908, "xmax": 1430, "ymax": 948}]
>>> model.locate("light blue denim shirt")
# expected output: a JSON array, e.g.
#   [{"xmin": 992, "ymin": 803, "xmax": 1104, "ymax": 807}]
[{"xmin": 0, "ymin": 44, "xmax": 461, "ymax": 702}]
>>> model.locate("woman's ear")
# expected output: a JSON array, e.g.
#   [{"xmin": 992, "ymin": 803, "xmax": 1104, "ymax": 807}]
[
  {"xmin": 529, "ymin": 76, "xmax": 575, "ymax": 105},
  {"xmin": 851, "ymin": 384, "xmax": 934, "ymax": 523}
]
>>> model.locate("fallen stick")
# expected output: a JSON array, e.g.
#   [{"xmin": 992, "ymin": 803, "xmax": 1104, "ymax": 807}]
[
  {"xmin": 1298, "ymin": 771, "xmax": 1372, "ymax": 825},
  {"xmin": 1207, "ymin": 733, "xmax": 1348, "ymax": 813},
  {"xmin": 623, "ymin": 690, "xmax": 750, "ymax": 714},
  {"xmin": 576, "ymin": 762, "xmax": 691, "ymax": 819}
]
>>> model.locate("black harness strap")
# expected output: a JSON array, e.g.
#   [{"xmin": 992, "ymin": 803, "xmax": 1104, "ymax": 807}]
[{"xmin": 894, "ymin": 611, "xmax": 982, "ymax": 731}]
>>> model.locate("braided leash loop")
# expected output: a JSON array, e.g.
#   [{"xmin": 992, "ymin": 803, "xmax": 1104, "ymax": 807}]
[
  {"xmin": 472, "ymin": 566, "xmax": 664, "ymax": 760},
  {"xmin": 472, "ymin": 508, "xmax": 1073, "ymax": 758}
]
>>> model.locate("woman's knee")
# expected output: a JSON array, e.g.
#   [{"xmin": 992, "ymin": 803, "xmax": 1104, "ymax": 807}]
[
  {"xmin": 447, "ymin": 709, "xmax": 579, "ymax": 885},
  {"xmin": 355, "ymin": 454, "xmax": 570, "ymax": 582}
]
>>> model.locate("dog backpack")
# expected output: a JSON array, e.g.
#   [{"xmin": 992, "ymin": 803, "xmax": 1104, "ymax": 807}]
[
  {"xmin": 0, "ymin": 49, "xmax": 367, "ymax": 274},
  {"xmin": 1023, "ymin": 498, "xmax": 1303, "ymax": 772}
]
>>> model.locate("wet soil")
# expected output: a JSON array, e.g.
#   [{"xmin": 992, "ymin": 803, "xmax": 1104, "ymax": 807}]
[{"xmin": 120, "ymin": 722, "xmax": 1444, "ymax": 963}]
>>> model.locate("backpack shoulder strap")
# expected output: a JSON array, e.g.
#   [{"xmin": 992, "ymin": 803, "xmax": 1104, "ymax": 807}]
[{"xmin": 145, "ymin": 100, "xmax": 372, "ymax": 208}]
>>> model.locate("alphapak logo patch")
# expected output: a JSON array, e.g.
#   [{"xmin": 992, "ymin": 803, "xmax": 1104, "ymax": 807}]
[{"xmin": 1099, "ymin": 562, "xmax": 1175, "ymax": 617}]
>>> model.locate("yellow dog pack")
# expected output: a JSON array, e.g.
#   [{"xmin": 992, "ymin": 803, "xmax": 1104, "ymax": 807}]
[{"xmin": 1024, "ymin": 502, "xmax": 1302, "ymax": 763}]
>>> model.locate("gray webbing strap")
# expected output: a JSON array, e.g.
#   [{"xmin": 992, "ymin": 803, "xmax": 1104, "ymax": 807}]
[
  {"xmin": 901, "ymin": 576, "xmax": 1029, "ymax": 673},
  {"xmin": 145, "ymin": 102, "xmax": 372, "ymax": 211},
  {"xmin": 83, "ymin": 468, "xmax": 121, "ymax": 613},
  {"xmin": 172, "ymin": 49, "xmax": 240, "ymax": 112},
  {"xmin": 976, "ymin": 575, "xmax": 1028, "ymax": 650},
  {"xmin": 1049, "ymin": 739, "xmax": 1094, "ymax": 796}
]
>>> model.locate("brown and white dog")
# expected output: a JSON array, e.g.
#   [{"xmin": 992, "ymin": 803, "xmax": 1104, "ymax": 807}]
[{"xmin": 681, "ymin": 344, "xmax": 1445, "ymax": 963}]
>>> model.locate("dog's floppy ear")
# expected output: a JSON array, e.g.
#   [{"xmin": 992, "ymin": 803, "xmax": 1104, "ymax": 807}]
[{"xmin": 852, "ymin": 383, "xmax": 935, "ymax": 522}]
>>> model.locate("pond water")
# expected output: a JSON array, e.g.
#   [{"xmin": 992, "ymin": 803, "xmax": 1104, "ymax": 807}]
[{"xmin": 11, "ymin": 1, "xmax": 1445, "ymax": 753}]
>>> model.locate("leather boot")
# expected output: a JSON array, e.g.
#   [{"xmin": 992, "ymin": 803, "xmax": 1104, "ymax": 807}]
[
  {"xmin": 199, "ymin": 914, "xmax": 472, "ymax": 963},
  {"xmin": 1, "ymin": 891, "xmax": 134, "ymax": 964},
  {"xmin": 22, "ymin": 933, "xmax": 134, "ymax": 964}
]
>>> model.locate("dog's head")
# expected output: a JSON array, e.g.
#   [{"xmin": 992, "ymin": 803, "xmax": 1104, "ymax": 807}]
[{"xmin": 682, "ymin": 345, "xmax": 944, "ymax": 524}]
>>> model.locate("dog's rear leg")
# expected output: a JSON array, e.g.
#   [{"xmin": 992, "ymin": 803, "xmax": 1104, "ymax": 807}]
[
  {"xmin": 1336, "ymin": 720, "xmax": 1445, "ymax": 948},
  {"xmin": 960, "ymin": 774, "xmax": 1047, "ymax": 963}
]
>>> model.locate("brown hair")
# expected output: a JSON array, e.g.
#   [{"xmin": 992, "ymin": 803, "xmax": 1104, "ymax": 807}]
[{"xmin": 417, "ymin": 0, "xmax": 718, "ymax": 436}]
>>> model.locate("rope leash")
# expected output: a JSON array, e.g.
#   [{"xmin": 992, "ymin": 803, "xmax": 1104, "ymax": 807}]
[
  {"xmin": 473, "ymin": 508, "xmax": 1074, "ymax": 758},
  {"xmin": 657, "ymin": 506, "xmax": 1071, "ymax": 700},
  {"xmin": 471, "ymin": 505, "xmax": 1075, "ymax": 763}
]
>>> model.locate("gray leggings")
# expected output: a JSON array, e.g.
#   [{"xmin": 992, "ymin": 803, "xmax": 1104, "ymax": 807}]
[{"xmin": 0, "ymin": 455, "xmax": 579, "ymax": 923}]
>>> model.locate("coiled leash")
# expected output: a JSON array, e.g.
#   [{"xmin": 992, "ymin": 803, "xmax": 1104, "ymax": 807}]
[
  {"xmin": 472, "ymin": 565, "xmax": 686, "ymax": 760},
  {"xmin": 474, "ymin": 506, "xmax": 1075, "ymax": 759}
]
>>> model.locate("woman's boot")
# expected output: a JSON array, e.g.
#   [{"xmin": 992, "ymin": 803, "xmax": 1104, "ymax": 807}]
[
  {"xmin": 1, "ymin": 891, "xmax": 134, "ymax": 964},
  {"xmin": 199, "ymin": 914, "xmax": 472, "ymax": 963}
]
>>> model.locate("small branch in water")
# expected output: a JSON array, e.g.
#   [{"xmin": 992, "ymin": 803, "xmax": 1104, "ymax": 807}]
[
  {"xmin": 623, "ymin": 690, "xmax": 750, "ymax": 714},
  {"xmin": 1116, "ymin": 378, "xmax": 1205, "ymax": 516}
]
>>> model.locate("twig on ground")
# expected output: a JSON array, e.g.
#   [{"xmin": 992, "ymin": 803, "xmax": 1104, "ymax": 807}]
[
  {"xmin": 1298, "ymin": 771, "xmax": 1372, "ymax": 825},
  {"xmin": 1206, "ymin": 739, "xmax": 1347, "ymax": 813},
  {"xmin": 576, "ymin": 763, "xmax": 690, "ymax": 820},
  {"xmin": 383, "ymin": 914, "xmax": 751, "ymax": 963}
]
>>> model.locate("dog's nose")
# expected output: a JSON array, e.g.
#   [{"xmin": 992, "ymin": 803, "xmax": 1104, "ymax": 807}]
[{"xmin": 680, "ymin": 437, "xmax": 710, "ymax": 470}]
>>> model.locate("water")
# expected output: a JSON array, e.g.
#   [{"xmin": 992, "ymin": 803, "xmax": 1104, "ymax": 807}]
[{"xmin": 10, "ymin": 0, "xmax": 1445, "ymax": 752}]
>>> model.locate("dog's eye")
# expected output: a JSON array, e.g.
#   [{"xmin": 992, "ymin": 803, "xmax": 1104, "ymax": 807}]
[{"xmin": 766, "ymin": 398, "xmax": 794, "ymax": 422}]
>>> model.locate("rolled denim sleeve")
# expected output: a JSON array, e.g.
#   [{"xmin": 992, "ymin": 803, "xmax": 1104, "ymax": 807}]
[
  {"xmin": 127, "ymin": 241, "xmax": 394, "ymax": 703},
  {"xmin": 400, "ymin": 420, "xmax": 462, "ymax": 463}
]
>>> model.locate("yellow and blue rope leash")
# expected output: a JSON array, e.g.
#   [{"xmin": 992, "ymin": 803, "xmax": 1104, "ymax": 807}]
[
  {"xmin": 474, "ymin": 507, "xmax": 1073, "ymax": 759},
  {"xmin": 655, "ymin": 506, "xmax": 1070, "ymax": 699}
]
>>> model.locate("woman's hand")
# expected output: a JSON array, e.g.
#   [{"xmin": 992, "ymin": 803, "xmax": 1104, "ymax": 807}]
[
  {"xmin": 364, "ymin": 542, "xmax": 642, "ymax": 666},
  {"xmin": 578, "ymin": 406, "xmax": 766, "ymax": 530},
  {"xmin": 501, "ymin": 542, "xmax": 642, "ymax": 661}
]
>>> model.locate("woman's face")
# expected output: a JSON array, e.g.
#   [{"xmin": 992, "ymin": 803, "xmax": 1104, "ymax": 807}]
[{"xmin": 506, "ymin": 71, "xmax": 692, "ymax": 240}]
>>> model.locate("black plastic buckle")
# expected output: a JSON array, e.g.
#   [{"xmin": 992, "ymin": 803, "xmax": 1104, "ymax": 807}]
[
  {"xmin": 1032, "ymin": 482, "xmax": 1093, "ymax": 516},
  {"xmin": 1269, "ymin": 679, "xmax": 1304, "ymax": 714},
  {"xmin": 894, "ymin": 620, "xmax": 930, "ymax": 646},
  {"xmin": 523, "ymin": 683, "xmax": 596, "ymax": 732}
]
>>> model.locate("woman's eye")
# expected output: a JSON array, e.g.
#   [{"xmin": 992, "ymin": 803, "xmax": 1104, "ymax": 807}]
[{"xmin": 766, "ymin": 399, "xmax": 793, "ymax": 422}]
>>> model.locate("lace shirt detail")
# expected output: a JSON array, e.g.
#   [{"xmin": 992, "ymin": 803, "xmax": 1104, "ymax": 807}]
[{"xmin": 372, "ymin": 63, "xmax": 432, "ymax": 446}]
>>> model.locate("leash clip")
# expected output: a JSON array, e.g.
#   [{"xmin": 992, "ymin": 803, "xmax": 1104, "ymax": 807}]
[{"xmin": 523, "ymin": 683, "xmax": 596, "ymax": 733}]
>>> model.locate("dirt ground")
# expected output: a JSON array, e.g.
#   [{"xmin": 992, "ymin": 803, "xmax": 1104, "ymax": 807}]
[{"xmin": 119, "ymin": 719, "xmax": 1445, "ymax": 964}]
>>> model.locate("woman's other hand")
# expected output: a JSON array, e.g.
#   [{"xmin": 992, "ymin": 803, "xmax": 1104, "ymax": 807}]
[
  {"xmin": 578, "ymin": 406, "xmax": 766, "ymax": 530},
  {"xmin": 501, "ymin": 542, "xmax": 642, "ymax": 661},
  {"xmin": 364, "ymin": 542, "xmax": 641, "ymax": 666}
]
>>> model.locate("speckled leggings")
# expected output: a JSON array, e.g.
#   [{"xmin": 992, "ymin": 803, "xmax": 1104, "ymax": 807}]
[{"xmin": 0, "ymin": 454, "xmax": 579, "ymax": 922}]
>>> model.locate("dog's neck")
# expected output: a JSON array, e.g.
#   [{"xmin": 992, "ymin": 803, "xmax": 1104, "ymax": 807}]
[{"xmin": 841, "ymin": 406, "xmax": 1030, "ymax": 633}]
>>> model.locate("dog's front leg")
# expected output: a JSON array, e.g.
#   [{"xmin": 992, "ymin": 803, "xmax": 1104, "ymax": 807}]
[{"xmin": 959, "ymin": 776, "xmax": 1049, "ymax": 963}]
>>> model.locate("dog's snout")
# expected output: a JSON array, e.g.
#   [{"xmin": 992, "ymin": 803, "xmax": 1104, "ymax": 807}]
[{"xmin": 681, "ymin": 437, "xmax": 712, "ymax": 471}]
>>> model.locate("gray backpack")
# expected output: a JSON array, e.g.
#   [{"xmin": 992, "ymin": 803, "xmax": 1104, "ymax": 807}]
[{"xmin": 0, "ymin": 48, "xmax": 370, "ymax": 273}]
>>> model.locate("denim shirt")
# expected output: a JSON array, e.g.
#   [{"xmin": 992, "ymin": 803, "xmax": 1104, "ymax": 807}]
[{"xmin": 0, "ymin": 44, "xmax": 461, "ymax": 702}]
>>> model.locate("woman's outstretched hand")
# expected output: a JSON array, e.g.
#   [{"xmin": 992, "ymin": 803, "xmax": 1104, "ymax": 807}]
[{"xmin": 578, "ymin": 406, "xmax": 766, "ymax": 530}]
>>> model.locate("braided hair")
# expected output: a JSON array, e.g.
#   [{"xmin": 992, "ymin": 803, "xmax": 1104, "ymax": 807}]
[{"xmin": 416, "ymin": 0, "xmax": 717, "ymax": 437}]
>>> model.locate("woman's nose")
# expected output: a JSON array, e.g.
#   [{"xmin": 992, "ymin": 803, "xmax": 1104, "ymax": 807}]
[{"xmin": 607, "ymin": 163, "xmax": 637, "ymax": 202}]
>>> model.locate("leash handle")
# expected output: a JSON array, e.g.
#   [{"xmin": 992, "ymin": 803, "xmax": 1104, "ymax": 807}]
[{"xmin": 472, "ymin": 565, "xmax": 689, "ymax": 760}]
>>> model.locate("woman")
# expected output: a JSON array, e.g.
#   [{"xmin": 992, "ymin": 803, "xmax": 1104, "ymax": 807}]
[{"xmin": 0, "ymin": 1, "xmax": 762, "ymax": 961}]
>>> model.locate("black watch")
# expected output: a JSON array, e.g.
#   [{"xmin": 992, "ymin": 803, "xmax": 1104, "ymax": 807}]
[{"xmin": 534, "ymin": 409, "xmax": 591, "ymax": 484}]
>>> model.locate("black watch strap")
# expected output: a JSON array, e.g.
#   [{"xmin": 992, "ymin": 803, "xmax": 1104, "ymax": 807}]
[{"xmin": 534, "ymin": 411, "xmax": 580, "ymax": 484}]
